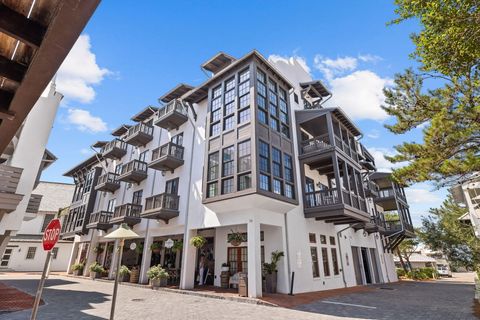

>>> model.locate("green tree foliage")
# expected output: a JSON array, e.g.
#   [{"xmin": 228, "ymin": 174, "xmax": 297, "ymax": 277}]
[
  {"xmin": 396, "ymin": 238, "xmax": 420, "ymax": 272},
  {"xmin": 418, "ymin": 195, "xmax": 480, "ymax": 269},
  {"xmin": 383, "ymin": 0, "xmax": 480, "ymax": 186}
]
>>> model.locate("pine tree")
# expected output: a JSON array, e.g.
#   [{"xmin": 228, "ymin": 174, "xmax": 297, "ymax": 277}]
[{"xmin": 383, "ymin": 0, "xmax": 480, "ymax": 186}]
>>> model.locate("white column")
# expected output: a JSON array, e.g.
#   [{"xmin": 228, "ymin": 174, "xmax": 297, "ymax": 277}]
[
  {"xmin": 180, "ymin": 229, "xmax": 197, "ymax": 289},
  {"xmin": 139, "ymin": 235, "xmax": 153, "ymax": 284},
  {"xmin": 84, "ymin": 232, "xmax": 99, "ymax": 277},
  {"xmin": 247, "ymin": 219, "xmax": 262, "ymax": 298},
  {"xmin": 66, "ymin": 241, "xmax": 79, "ymax": 274}
]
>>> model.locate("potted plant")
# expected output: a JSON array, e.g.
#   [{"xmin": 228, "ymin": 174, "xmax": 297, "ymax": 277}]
[
  {"xmin": 107, "ymin": 243, "xmax": 114, "ymax": 253},
  {"xmin": 228, "ymin": 230, "xmax": 244, "ymax": 247},
  {"xmin": 135, "ymin": 243, "xmax": 144, "ymax": 255},
  {"xmin": 190, "ymin": 236, "xmax": 207, "ymax": 249},
  {"xmin": 150, "ymin": 242, "xmax": 162, "ymax": 254},
  {"xmin": 221, "ymin": 263, "xmax": 230, "ymax": 272},
  {"xmin": 129, "ymin": 266, "xmax": 140, "ymax": 283},
  {"xmin": 118, "ymin": 265, "xmax": 130, "ymax": 282},
  {"xmin": 93, "ymin": 245, "xmax": 104, "ymax": 254},
  {"xmin": 172, "ymin": 240, "xmax": 183, "ymax": 253},
  {"xmin": 263, "ymin": 250, "xmax": 284, "ymax": 293},
  {"xmin": 89, "ymin": 262, "xmax": 105, "ymax": 279},
  {"xmin": 147, "ymin": 265, "xmax": 169, "ymax": 288},
  {"xmin": 71, "ymin": 262, "xmax": 84, "ymax": 276}
]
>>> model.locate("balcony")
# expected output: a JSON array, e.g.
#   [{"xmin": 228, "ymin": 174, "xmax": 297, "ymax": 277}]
[
  {"xmin": 124, "ymin": 122, "xmax": 154, "ymax": 147},
  {"xmin": 149, "ymin": 142, "xmax": 184, "ymax": 172},
  {"xmin": 101, "ymin": 139, "xmax": 127, "ymax": 160},
  {"xmin": 141, "ymin": 193, "xmax": 180, "ymax": 222},
  {"xmin": 374, "ymin": 188, "xmax": 400, "ymax": 211},
  {"xmin": 0, "ymin": 164, "xmax": 24, "ymax": 214},
  {"xmin": 117, "ymin": 160, "xmax": 148, "ymax": 184},
  {"xmin": 95, "ymin": 172, "xmax": 121, "ymax": 193},
  {"xmin": 110, "ymin": 203, "xmax": 142, "ymax": 225},
  {"xmin": 86, "ymin": 210, "xmax": 113, "ymax": 230},
  {"xmin": 363, "ymin": 181, "xmax": 379, "ymax": 198},
  {"xmin": 304, "ymin": 188, "xmax": 370, "ymax": 224},
  {"xmin": 25, "ymin": 194, "xmax": 42, "ymax": 214},
  {"xmin": 300, "ymin": 134, "xmax": 333, "ymax": 155},
  {"xmin": 154, "ymin": 100, "xmax": 188, "ymax": 130}
]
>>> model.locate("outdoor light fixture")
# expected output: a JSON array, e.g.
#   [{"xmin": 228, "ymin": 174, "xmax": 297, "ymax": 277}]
[{"xmin": 104, "ymin": 223, "xmax": 139, "ymax": 320}]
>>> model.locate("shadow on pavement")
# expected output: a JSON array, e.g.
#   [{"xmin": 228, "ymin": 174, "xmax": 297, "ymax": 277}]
[{"xmin": 0, "ymin": 279, "xmax": 109, "ymax": 320}]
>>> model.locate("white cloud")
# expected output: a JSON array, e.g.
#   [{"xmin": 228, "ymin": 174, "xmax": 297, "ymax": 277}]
[
  {"xmin": 367, "ymin": 129, "xmax": 380, "ymax": 139},
  {"xmin": 358, "ymin": 54, "xmax": 382, "ymax": 63},
  {"xmin": 269, "ymin": 54, "xmax": 311, "ymax": 74},
  {"xmin": 405, "ymin": 187, "xmax": 442, "ymax": 205},
  {"xmin": 66, "ymin": 108, "xmax": 107, "ymax": 133},
  {"xmin": 367, "ymin": 147, "xmax": 404, "ymax": 172},
  {"xmin": 56, "ymin": 34, "xmax": 110, "ymax": 103},
  {"xmin": 327, "ymin": 70, "xmax": 392, "ymax": 121},
  {"xmin": 80, "ymin": 148, "xmax": 92, "ymax": 155}
]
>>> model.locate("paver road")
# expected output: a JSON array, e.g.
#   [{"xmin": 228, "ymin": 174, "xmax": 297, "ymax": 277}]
[
  {"xmin": 296, "ymin": 272, "xmax": 478, "ymax": 320},
  {"xmin": 0, "ymin": 273, "xmax": 477, "ymax": 320}
]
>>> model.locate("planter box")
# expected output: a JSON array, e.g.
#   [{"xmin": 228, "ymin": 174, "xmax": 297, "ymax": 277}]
[
  {"xmin": 90, "ymin": 271, "xmax": 102, "ymax": 279},
  {"xmin": 265, "ymin": 272, "xmax": 277, "ymax": 293},
  {"xmin": 73, "ymin": 269, "xmax": 83, "ymax": 276},
  {"xmin": 150, "ymin": 278, "xmax": 168, "ymax": 288},
  {"xmin": 130, "ymin": 268, "xmax": 140, "ymax": 283}
]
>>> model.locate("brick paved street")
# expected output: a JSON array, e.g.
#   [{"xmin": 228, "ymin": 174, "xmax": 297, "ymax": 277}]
[{"xmin": 0, "ymin": 273, "xmax": 476, "ymax": 320}]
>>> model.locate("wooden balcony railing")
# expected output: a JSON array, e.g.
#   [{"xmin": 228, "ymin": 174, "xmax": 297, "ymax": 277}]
[
  {"xmin": 0, "ymin": 164, "xmax": 22, "ymax": 194},
  {"xmin": 113, "ymin": 203, "xmax": 142, "ymax": 219},
  {"xmin": 304, "ymin": 188, "xmax": 340, "ymax": 208},
  {"xmin": 97, "ymin": 172, "xmax": 119, "ymax": 186},
  {"xmin": 151, "ymin": 142, "xmax": 184, "ymax": 161},
  {"xmin": 101, "ymin": 139, "xmax": 127, "ymax": 159},
  {"xmin": 127, "ymin": 122, "xmax": 153, "ymax": 137},
  {"xmin": 300, "ymin": 134, "xmax": 331, "ymax": 154},
  {"xmin": 378, "ymin": 188, "xmax": 395, "ymax": 198},
  {"xmin": 145, "ymin": 193, "xmax": 179, "ymax": 211},
  {"xmin": 88, "ymin": 210, "xmax": 113, "ymax": 224},
  {"xmin": 120, "ymin": 160, "xmax": 147, "ymax": 176},
  {"xmin": 157, "ymin": 100, "xmax": 187, "ymax": 118}
]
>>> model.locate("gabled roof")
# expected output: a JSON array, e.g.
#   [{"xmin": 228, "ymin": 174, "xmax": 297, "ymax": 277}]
[
  {"xmin": 201, "ymin": 52, "xmax": 236, "ymax": 74},
  {"xmin": 300, "ymin": 80, "xmax": 331, "ymax": 98},
  {"xmin": 63, "ymin": 154, "xmax": 102, "ymax": 177},
  {"xmin": 184, "ymin": 50, "xmax": 294, "ymax": 104},
  {"xmin": 111, "ymin": 124, "xmax": 131, "ymax": 137},
  {"xmin": 295, "ymin": 107, "xmax": 362, "ymax": 137},
  {"xmin": 131, "ymin": 106, "xmax": 158, "ymax": 122},
  {"xmin": 159, "ymin": 83, "xmax": 194, "ymax": 103},
  {"xmin": 41, "ymin": 149, "xmax": 57, "ymax": 170},
  {"xmin": 91, "ymin": 141, "xmax": 107, "ymax": 148}
]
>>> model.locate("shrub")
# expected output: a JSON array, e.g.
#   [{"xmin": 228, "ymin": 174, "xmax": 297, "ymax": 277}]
[
  {"xmin": 71, "ymin": 263, "xmax": 84, "ymax": 271},
  {"xmin": 146, "ymin": 265, "xmax": 169, "ymax": 280},
  {"xmin": 396, "ymin": 268, "xmax": 406, "ymax": 277},
  {"xmin": 89, "ymin": 262, "xmax": 105, "ymax": 273},
  {"xmin": 420, "ymin": 267, "xmax": 438, "ymax": 279},
  {"xmin": 172, "ymin": 240, "xmax": 183, "ymax": 253},
  {"xmin": 119, "ymin": 265, "xmax": 130, "ymax": 276}
]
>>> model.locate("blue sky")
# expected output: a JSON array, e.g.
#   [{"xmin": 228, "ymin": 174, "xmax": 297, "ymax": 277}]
[{"xmin": 42, "ymin": 1, "xmax": 447, "ymax": 226}]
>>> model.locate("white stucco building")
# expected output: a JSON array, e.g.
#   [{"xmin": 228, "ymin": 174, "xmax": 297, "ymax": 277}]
[
  {"xmin": 61, "ymin": 51, "xmax": 414, "ymax": 297},
  {"xmin": 0, "ymin": 83, "xmax": 63, "ymax": 258},
  {"xmin": 451, "ymin": 174, "xmax": 480, "ymax": 238},
  {"xmin": 1, "ymin": 181, "xmax": 75, "ymax": 271}
]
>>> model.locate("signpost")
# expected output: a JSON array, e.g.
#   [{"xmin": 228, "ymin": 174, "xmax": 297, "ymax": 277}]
[{"xmin": 30, "ymin": 218, "xmax": 61, "ymax": 320}]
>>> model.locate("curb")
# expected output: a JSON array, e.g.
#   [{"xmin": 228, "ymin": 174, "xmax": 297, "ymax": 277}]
[{"xmin": 62, "ymin": 274, "xmax": 277, "ymax": 307}]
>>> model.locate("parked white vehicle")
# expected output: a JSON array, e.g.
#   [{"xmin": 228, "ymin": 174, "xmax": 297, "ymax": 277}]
[{"xmin": 437, "ymin": 264, "xmax": 452, "ymax": 277}]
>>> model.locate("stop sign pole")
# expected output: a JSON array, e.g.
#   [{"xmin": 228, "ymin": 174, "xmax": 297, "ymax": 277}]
[{"xmin": 30, "ymin": 218, "xmax": 61, "ymax": 320}]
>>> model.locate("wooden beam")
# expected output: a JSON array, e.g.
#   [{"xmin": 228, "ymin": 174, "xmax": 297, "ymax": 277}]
[
  {"xmin": 0, "ymin": 3, "xmax": 46, "ymax": 48},
  {"xmin": 0, "ymin": 55, "xmax": 27, "ymax": 83}
]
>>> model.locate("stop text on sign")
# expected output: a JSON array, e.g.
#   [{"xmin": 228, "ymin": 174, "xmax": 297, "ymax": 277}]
[{"xmin": 42, "ymin": 219, "xmax": 61, "ymax": 251}]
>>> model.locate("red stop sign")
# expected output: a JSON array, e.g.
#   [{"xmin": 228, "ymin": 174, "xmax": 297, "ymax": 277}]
[{"xmin": 43, "ymin": 219, "xmax": 61, "ymax": 251}]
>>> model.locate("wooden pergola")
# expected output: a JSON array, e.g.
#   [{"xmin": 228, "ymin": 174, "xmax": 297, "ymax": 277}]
[{"xmin": 0, "ymin": 0, "xmax": 101, "ymax": 153}]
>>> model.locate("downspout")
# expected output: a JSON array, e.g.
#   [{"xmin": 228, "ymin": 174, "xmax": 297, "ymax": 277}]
[
  {"xmin": 337, "ymin": 222, "xmax": 363, "ymax": 288},
  {"xmin": 283, "ymin": 212, "xmax": 292, "ymax": 290}
]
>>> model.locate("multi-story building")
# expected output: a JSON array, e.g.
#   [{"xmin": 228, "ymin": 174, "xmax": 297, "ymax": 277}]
[
  {"xmin": 62, "ymin": 51, "xmax": 414, "ymax": 297},
  {"xmin": 451, "ymin": 174, "xmax": 480, "ymax": 238},
  {"xmin": 1, "ymin": 181, "xmax": 74, "ymax": 271}
]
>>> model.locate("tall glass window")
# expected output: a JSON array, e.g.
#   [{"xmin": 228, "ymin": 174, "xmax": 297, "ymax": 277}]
[
  {"xmin": 238, "ymin": 140, "xmax": 251, "ymax": 172},
  {"xmin": 259, "ymin": 141, "xmax": 270, "ymax": 173},
  {"xmin": 207, "ymin": 152, "xmax": 219, "ymax": 181},
  {"xmin": 222, "ymin": 146, "xmax": 235, "ymax": 177}
]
